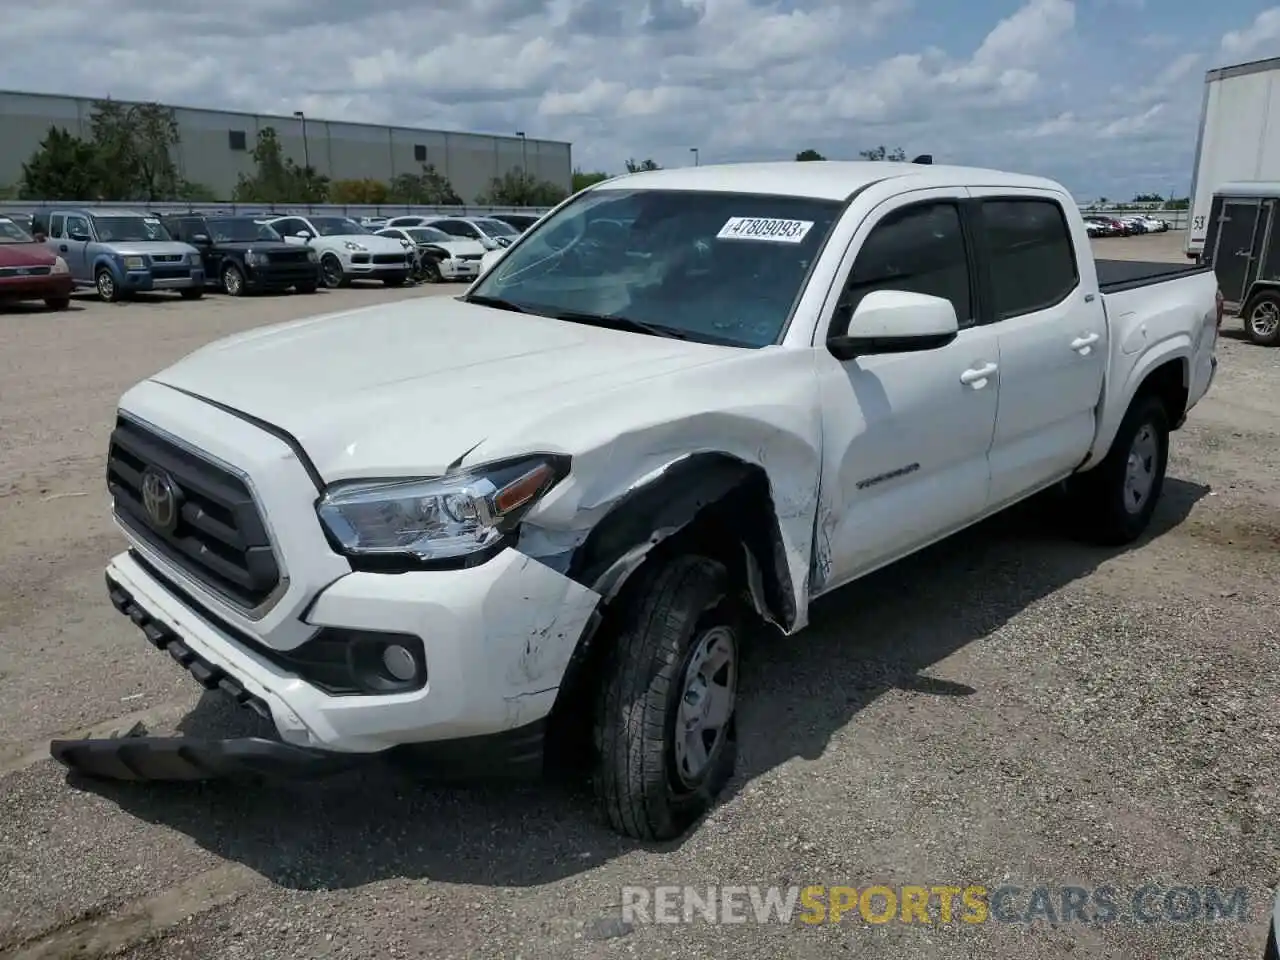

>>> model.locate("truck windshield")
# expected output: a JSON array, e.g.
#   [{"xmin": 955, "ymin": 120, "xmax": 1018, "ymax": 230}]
[
  {"xmin": 309, "ymin": 217, "xmax": 369, "ymax": 237},
  {"xmin": 0, "ymin": 218, "xmax": 34, "ymax": 243},
  {"xmin": 476, "ymin": 218, "xmax": 519, "ymax": 237},
  {"xmin": 207, "ymin": 218, "xmax": 281, "ymax": 242},
  {"xmin": 94, "ymin": 216, "xmax": 172, "ymax": 242},
  {"xmin": 466, "ymin": 188, "xmax": 843, "ymax": 348}
]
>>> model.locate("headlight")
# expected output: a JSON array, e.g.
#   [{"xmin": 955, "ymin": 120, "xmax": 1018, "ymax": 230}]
[
  {"xmin": 123, "ymin": 255, "xmax": 145, "ymax": 270},
  {"xmin": 343, "ymin": 241, "xmax": 366, "ymax": 251},
  {"xmin": 51, "ymin": 256, "xmax": 69, "ymax": 275},
  {"xmin": 316, "ymin": 456, "xmax": 568, "ymax": 563}
]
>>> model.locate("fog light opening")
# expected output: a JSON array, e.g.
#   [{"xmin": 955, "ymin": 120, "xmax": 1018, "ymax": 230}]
[{"xmin": 381, "ymin": 644, "xmax": 417, "ymax": 682}]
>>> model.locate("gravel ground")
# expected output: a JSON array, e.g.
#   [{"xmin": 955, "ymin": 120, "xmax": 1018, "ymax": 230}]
[{"xmin": 2, "ymin": 234, "xmax": 1278, "ymax": 959}]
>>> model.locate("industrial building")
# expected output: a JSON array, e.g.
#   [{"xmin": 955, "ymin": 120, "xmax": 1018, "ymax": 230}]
[{"xmin": 0, "ymin": 89, "xmax": 573, "ymax": 202}]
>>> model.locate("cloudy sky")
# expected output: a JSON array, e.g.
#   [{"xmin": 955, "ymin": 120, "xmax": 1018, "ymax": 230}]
[{"xmin": 4, "ymin": 0, "xmax": 1280, "ymax": 199}]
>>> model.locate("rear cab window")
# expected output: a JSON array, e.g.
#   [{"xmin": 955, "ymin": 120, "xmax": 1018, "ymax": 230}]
[{"xmin": 977, "ymin": 198, "xmax": 1079, "ymax": 319}]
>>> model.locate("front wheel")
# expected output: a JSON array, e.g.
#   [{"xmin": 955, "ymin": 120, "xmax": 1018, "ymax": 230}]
[
  {"xmin": 1071, "ymin": 395, "xmax": 1170, "ymax": 545},
  {"xmin": 593, "ymin": 554, "xmax": 740, "ymax": 841},
  {"xmin": 421, "ymin": 259, "xmax": 443, "ymax": 284},
  {"xmin": 221, "ymin": 263, "xmax": 245, "ymax": 297},
  {"xmin": 1242, "ymin": 290, "xmax": 1280, "ymax": 346},
  {"xmin": 95, "ymin": 267, "xmax": 120, "ymax": 303},
  {"xmin": 320, "ymin": 254, "xmax": 346, "ymax": 289}
]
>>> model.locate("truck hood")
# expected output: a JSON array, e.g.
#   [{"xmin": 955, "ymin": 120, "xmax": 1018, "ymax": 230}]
[
  {"xmin": 148, "ymin": 297, "xmax": 738, "ymax": 480},
  {"xmin": 104, "ymin": 241, "xmax": 198, "ymax": 257},
  {"xmin": 0, "ymin": 242, "xmax": 56, "ymax": 267}
]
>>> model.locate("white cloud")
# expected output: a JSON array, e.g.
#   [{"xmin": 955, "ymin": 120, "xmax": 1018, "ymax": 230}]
[
  {"xmin": 0, "ymin": 0, "xmax": 1250, "ymax": 198},
  {"xmin": 1221, "ymin": 7, "xmax": 1280, "ymax": 60}
]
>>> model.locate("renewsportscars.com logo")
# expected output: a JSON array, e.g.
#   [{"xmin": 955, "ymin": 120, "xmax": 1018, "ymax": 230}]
[{"xmin": 620, "ymin": 884, "xmax": 1252, "ymax": 926}]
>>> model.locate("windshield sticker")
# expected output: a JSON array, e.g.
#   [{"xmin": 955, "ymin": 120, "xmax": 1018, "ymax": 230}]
[{"xmin": 716, "ymin": 217, "xmax": 814, "ymax": 243}]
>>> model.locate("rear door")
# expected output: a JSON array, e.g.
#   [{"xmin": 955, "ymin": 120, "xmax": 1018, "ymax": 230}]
[
  {"xmin": 1209, "ymin": 198, "xmax": 1265, "ymax": 303},
  {"xmin": 966, "ymin": 190, "xmax": 1107, "ymax": 507}
]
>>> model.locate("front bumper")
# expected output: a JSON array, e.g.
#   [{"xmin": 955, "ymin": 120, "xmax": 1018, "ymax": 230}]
[
  {"xmin": 0, "ymin": 273, "xmax": 74, "ymax": 299},
  {"xmin": 117, "ymin": 267, "xmax": 205, "ymax": 291},
  {"xmin": 103, "ymin": 542, "xmax": 600, "ymax": 757},
  {"xmin": 245, "ymin": 262, "xmax": 320, "ymax": 289},
  {"xmin": 437, "ymin": 257, "xmax": 483, "ymax": 280},
  {"xmin": 344, "ymin": 253, "xmax": 413, "ymax": 279}
]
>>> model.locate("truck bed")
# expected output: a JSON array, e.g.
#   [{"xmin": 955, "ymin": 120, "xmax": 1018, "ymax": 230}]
[{"xmin": 1095, "ymin": 259, "xmax": 1211, "ymax": 294}]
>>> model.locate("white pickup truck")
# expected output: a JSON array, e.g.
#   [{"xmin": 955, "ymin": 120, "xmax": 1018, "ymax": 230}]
[{"xmin": 54, "ymin": 161, "xmax": 1222, "ymax": 842}]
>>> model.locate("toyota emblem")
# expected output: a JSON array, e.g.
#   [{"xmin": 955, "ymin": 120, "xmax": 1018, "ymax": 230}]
[{"xmin": 140, "ymin": 467, "xmax": 181, "ymax": 534}]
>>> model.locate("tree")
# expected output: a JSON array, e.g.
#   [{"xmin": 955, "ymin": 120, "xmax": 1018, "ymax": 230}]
[
  {"xmin": 572, "ymin": 169, "xmax": 611, "ymax": 192},
  {"xmin": 88, "ymin": 99, "xmax": 184, "ymax": 200},
  {"xmin": 176, "ymin": 180, "xmax": 220, "ymax": 202},
  {"xmin": 387, "ymin": 164, "xmax": 461, "ymax": 205},
  {"xmin": 232, "ymin": 127, "xmax": 329, "ymax": 203},
  {"xmin": 1132, "ymin": 192, "xmax": 1164, "ymax": 202},
  {"xmin": 795, "ymin": 149, "xmax": 826, "ymax": 161},
  {"xmin": 330, "ymin": 178, "xmax": 389, "ymax": 204},
  {"xmin": 475, "ymin": 169, "xmax": 569, "ymax": 206},
  {"xmin": 625, "ymin": 158, "xmax": 661, "ymax": 172},
  {"xmin": 859, "ymin": 145, "xmax": 907, "ymax": 161},
  {"xmin": 20, "ymin": 125, "xmax": 103, "ymax": 200}
]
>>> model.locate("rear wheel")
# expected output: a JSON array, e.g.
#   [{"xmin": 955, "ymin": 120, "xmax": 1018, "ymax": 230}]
[
  {"xmin": 593, "ymin": 554, "xmax": 740, "ymax": 841},
  {"xmin": 221, "ymin": 263, "xmax": 246, "ymax": 297},
  {"xmin": 1242, "ymin": 290, "xmax": 1280, "ymax": 346},
  {"xmin": 1070, "ymin": 395, "xmax": 1170, "ymax": 545}
]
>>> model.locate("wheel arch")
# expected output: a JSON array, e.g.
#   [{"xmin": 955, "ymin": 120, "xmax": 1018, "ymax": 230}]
[{"xmin": 1083, "ymin": 341, "xmax": 1190, "ymax": 469}]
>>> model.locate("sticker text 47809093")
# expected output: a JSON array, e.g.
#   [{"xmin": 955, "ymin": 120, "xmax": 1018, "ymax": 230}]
[{"xmin": 716, "ymin": 217, "xmax": 815, "ymax": 244}]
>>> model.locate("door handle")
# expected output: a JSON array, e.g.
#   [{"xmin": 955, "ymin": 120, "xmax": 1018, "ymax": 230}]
[
  {"xmin": 1071, "ymin": 333, "xmax": 1100, "ymax": 352},
  {"xmin": 59, "ymin": 244, "xmax": 68, "ymax": 252},
  {"xmin": 960, "ymin": 362, "xmax": 998, "ymax": 386}
]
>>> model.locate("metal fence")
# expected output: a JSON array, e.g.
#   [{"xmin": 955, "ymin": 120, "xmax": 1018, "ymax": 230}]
[{"xmin": 0, "ymin": 200, "xmax": 556, "ymax": 218}]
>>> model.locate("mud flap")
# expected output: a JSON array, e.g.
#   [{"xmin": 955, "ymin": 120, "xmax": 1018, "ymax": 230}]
[{"xmin": 50, "ymin": 731, "xmax": 360, "ymax": 782}]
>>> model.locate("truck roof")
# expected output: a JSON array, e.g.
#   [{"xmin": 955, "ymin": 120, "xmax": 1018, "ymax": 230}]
[
  {"xmin": 595, "ymin": 161, "xmax": 1064, "ymax": 201},
  {"xmin": 51, "ymin": 207, "xmax": 153, "ymax": 218}
]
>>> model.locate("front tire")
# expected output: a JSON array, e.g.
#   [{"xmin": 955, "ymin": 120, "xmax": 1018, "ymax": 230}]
[
  {"xmin": 221, "ymin": 263, "xmax": 246, "ymax": 297},
  {"xmin": 320, "ymin": 254, "xmax": 347, "ymax": 289},
  {"xmin": 1071, "ymin": 395, "xmax": 1170, "ymax": 545},
  {"xmin": 593, "ymin": 554, "xmax": 740, "ymax": 841},
  {"xmin": 95, "ymin": 267, "xmax": 120, "ymax": 303},
  {"xmin": 1242, "ymin": 290, "xmax": 1280, "ymax": 346}
]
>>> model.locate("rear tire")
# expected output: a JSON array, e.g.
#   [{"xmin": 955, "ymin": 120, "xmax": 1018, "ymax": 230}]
[
  {"xmin": 593, "ymin": 554, "xmax": 740, "ymax": 841},
  {"xmin": 1071, "ymin": 395, "xmax": 1170, "ymax": 545},
  {"xmin": 1242, "ymin": 289, "xmax": 1280, "ymax": 346}
]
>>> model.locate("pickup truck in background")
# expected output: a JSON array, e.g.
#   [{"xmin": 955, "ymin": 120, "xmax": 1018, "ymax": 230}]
[
  {"xmin": 33, "ymin": 208, "xmax": 205, "ymax": 303},
  {"xmin": 54, "ymin": 161, "xmax": 1221, "ymax": 842}
]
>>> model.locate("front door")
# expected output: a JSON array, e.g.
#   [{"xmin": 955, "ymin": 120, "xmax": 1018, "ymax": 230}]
[
  {"xmin": 1212, "ymin": 199, "xmax": 1262, "ymax": 303},
  {"xmin": 60, "ymin": 214, "xmax": 92, "ymax": 279},
  {"xmin": 967, "ymin": 190, "xmax": 1109, "ymax": 506},
  {"xmin": 813, "ymin": 190, "xmax": 1000, "ymax": 591}
]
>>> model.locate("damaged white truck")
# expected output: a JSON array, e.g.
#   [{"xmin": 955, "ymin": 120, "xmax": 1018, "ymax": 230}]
[{"xmin": 54, "ymin": 161, "xmax": 1222, "ymax": 841}]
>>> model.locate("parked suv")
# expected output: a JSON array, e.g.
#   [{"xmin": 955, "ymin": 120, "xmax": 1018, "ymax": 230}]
[
  {"xmin": 263, "ymin": 215, "xmax": 413, "ymax": 288},
  {"xmin": 34, "ymin": 208, "xmax": 204, "ymax": 302},
  {"xmin": 163, "ymin": 215, "xmax": 321, "ymax": 296}
]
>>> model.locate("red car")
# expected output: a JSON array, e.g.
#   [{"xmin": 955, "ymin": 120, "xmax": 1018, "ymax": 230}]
[{"xmin": 0, "ymin": 215, "xmax": 74, "ymax": 310}]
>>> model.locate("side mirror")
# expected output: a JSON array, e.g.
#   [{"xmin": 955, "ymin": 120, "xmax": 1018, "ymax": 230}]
[
  {"xmin": 295, "ymin": 231, "xmax": 312, "ymax": 240},
  {"xmin": 827, "ymin": 290, "xmax": 959, "ymax": 360}
]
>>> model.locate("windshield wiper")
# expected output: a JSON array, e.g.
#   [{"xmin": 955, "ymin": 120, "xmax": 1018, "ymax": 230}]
[
  {"xmin": 547, "ymin": 310, "xmax": 692, "ymax": 340},
  {"xmin": 462, "ymin": 294, "xmax": 530, "ymax": 314}
]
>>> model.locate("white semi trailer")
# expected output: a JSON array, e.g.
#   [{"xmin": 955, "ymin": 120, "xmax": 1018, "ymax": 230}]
[{"xmin": 1187, "ymin": 56, "xmax": 1280, "ymax": 260}]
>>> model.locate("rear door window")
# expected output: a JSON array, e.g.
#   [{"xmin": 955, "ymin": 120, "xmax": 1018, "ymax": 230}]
[{"xmin": 977, "ymin": 198, "xmax": 1079, "ymax": 319}]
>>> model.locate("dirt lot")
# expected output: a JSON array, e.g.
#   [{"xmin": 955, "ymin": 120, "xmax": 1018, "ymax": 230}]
[{"xmin": 1, "ymin": 234, "xmax": 1278, "ymax": 959}]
